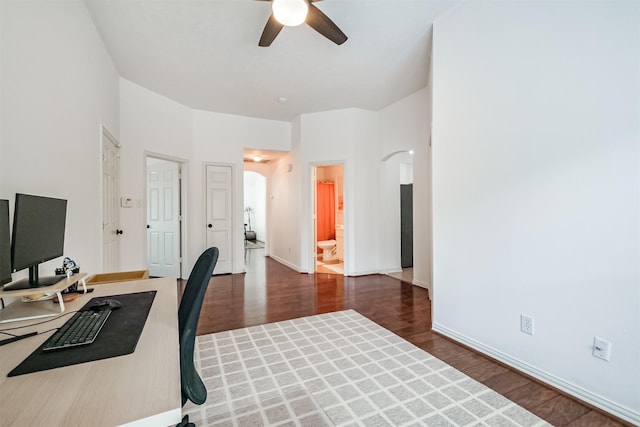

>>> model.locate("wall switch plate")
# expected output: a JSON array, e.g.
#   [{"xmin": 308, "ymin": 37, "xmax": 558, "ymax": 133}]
[
  {"xmin": 120, "ymin": 196, "xmax": 133, "ymax": 208},
  {"xmin": 593, "ymin": 337, "xmax": 612, "ymax": 361},
  {"xmin": 520, "ymin": 314, "xmax": 534, "ymax": 335}
]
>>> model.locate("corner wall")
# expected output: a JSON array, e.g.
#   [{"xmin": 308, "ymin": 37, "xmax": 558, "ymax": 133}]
[
  {"xmin": 119, "ymin": 79, "xmax": 193, "ymax": 273},
  {"xmin": 432, "ymin": 1, "xmax": 639, "ymax": 422},
  {"xmin": 268, "ymin": 151, "xmax": 301, "ymax": 270},
  {"xmin": 119, "ymin": 80, "xmax": 291, "ymax": 275},
  {"xmin": 298, "ymin": 109, "xmax": 380, "ymax": 275},
  {"xmin": 378, "ymin": 88, "xmax": 432, "ymax": 290}
]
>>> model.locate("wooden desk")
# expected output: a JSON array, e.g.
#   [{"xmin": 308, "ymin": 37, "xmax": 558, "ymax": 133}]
[{"xmin": 0, "ymin": 278, "xmax": 181, "ymax": 427}]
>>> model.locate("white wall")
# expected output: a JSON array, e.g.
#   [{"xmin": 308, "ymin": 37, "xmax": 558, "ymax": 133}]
[
  {"xmin": 266, "ymin": 116, "xmax": 303, "ymax": 269},
  {"xmin": 119, "ymin": 79, "xmax": 192, "ymax": 273},
  {"xmin": 399, "ymin": 163, "xmax": 413, "ymax": 185},
  {"xmin": 120, "ymin": 79, "xmax": 291, "ymax": 275},
  {"xmin": 297, "ymin": 109, "xmax": 380, "ymax": 275},
  {"xmin": 192, "ymin": 110, "xmax": 290, "ymax": 273},
  {"xmin": 378, "ymin": 153, "xmax": 413, "ymax": 274},
  {"xmin": 267, "ymin": 151, "xmax": 302, "ymax": 270},
  {"xmin": 432, "ymin": 1, "xmax": 640, "ymax": 423},
  {"xmin": 299, "ymin": 110, "xmax": 352, "ymax": 273},
  {"xmin": 269, "ymin": 98, "xmax": 432, "ymax": 278},
  {"xmin": 350, "ymin": 110, "xmax": 381, "ymax": 275},
  {"xmin": 0, "ymin": 0, "xmax": 119, "ymax": 277}
]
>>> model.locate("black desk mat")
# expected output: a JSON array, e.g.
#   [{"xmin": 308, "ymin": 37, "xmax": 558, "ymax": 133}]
[{"xmin": 8, "ymin": 290, "xmax": 156, "ymax": 377}]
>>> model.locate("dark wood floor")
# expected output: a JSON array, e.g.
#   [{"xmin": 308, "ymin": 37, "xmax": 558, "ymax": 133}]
[{"xmin": 183, "ymin": 248, "xmax": 630, "ymax": 427}]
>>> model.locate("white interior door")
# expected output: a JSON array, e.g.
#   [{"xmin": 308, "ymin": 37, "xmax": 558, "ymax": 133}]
[
  {"xmin": 206, "ymin": 165, "xmax": 232, "ymax": 274},
  {"xmin": 102, "ymin": 128, "xmax": 120, "ymax": 272},
  {"xmin": 147, "ymin": 159, "xmax": 181, "ymax": 278}
]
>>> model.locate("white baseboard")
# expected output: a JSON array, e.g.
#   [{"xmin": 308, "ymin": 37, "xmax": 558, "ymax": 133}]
[
  {"xmin": 347, "ymin": 269, "xmax": 380, "ymax": 276},
  {"xmin": 267, "ymin": 254, "xmax": 302, "ymax": 273},
  {"xmin": 432, "ymin": 323, "xmax": 640, "ymax": 426}
]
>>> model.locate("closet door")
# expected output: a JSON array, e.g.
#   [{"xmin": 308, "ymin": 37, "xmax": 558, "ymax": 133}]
[
  {"xmin": 147, "ymin": 159, "xmax": 181, "ymax": 278},
  {"xmin": 205, "ymin": 164, "xmax": 232, "ymax": 274}
]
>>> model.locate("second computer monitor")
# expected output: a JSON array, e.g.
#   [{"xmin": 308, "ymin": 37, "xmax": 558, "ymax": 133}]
[{"xmin": 0, "ymin": 199, "xmax": 12, "ymax": 286}]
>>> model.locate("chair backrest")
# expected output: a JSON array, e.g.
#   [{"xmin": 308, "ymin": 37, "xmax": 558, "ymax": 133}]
[{"xmin": 179, "ymin": 247, "xmax": 219, "ymax": 406}]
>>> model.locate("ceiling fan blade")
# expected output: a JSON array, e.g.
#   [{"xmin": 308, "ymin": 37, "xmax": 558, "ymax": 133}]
[
  {"xmin": 259, "ymin": 14, "xmax": 284, "ymax": 47},
  {"xmin": 306, "ymin": 3, "xmax": 347, "ymax": 45}
]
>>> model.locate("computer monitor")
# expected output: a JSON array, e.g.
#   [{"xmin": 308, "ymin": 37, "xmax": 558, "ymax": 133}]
[
  {"xmin": 3, "ymin": 193, "xmax": 68, "ymax": 291},
  {"xmin": 0, "ymin": 200, "xmax": 12, "ymax": 286}
]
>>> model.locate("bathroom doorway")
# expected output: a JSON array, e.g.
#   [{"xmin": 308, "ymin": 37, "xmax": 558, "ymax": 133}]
[{"xmin": 314, "ymin": 164, "xmax": 344, "ymax": 275}]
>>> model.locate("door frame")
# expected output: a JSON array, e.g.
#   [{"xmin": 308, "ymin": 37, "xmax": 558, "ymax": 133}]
[
  {"xmin": 242, "ymin": 169, "xmax": 268, "ymax": 256},
  {"xmin": 100, "ymin": 124, "xmax": 120, "ymax": 272},
  {"xmin": 380, "ymin": 149, "xmax": 416, "ymax": 278},
  {"xmin": 309, "ymin": 160, "xmax": 346, "ymax": 275},
  {"xmin": 143, "ymin": 151, "xmax": 188, "ymax": 279}
]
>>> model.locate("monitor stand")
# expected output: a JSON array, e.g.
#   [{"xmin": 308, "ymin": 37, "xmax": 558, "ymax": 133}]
[
  {"xmin": 0, "ymin": 273, "xmax": 88, "ymax": 323},
  {"xmin": 2, "ymin": 265, "xmax": 64, "ymax": 291}
]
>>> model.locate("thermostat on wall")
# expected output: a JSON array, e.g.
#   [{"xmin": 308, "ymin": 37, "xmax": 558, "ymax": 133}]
[{"xmin": 120, "ymin": 196, "xmax": 133, "ymax": 208}]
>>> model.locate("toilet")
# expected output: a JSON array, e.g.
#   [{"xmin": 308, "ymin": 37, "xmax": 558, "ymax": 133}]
[{"xmin": 317, "ymin": 240, "xmax": 337, "ymax": 261}]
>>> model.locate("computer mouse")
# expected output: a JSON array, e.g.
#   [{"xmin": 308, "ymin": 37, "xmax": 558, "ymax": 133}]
[{"xmin": 89, "ymin": 299, "xmax": 122, "ymax": 311}]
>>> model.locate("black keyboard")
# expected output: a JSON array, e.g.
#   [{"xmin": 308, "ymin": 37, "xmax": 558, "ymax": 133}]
[{"xmin": 43, "ymin": 309, "xmax": 111, "ymax": 351}]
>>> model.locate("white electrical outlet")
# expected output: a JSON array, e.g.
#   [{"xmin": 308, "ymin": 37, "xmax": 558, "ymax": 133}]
[
  {"xmin": 593, "ymin": 337, "xmax": 612, "ymax": 361},
  {"xmin": 520, "ymin": 314, "xmax": 534, "ymax": 335}
]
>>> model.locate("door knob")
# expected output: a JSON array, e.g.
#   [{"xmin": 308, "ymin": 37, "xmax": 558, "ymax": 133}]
[
  {"xmin": 116, "ymin": 229, "xmax": 123, "ymax": 235},
  {"xmin": 207, "ymin": 224, "xmax": 213, "ymax": 228},
  {"xmin": 146, "ymin": 225, "xmax": 150, "ymax": 229}
]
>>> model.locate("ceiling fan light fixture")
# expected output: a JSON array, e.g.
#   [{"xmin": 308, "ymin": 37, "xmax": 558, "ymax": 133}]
[{"xmin": 272, "ymin": 0, "xmax": 308, "ymax": 27}]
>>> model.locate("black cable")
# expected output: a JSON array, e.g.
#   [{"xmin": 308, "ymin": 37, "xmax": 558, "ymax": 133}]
[
  {"xmin": 0, "ymin": 331, "xmax": 18, "ymax": 337},
  {"xmin": 0, "ymin": 325, "xmax": 60, "ymax": 347},
  {"xmin": 0, "ymin": 310, "xmax": 78, "ymax": 332},
  {"xmin": 0, "ymin": 331, "xmax": 38, "ymax": 346}
]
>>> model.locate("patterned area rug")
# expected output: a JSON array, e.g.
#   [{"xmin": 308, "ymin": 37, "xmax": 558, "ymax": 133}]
[{"xmin": 183, "ymin": 310, "xmax": 551, "ymax": 426}]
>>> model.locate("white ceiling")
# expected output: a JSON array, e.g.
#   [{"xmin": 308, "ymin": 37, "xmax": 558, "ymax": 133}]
[{"xmin": 84, "ymin": 0, "xmax": 457, "ymax": 122}]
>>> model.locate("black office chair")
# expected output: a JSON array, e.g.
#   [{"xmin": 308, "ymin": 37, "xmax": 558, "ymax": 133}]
[{"xmin": 177, "ymin": 247, "xmax": 219, "ymax": 427}]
